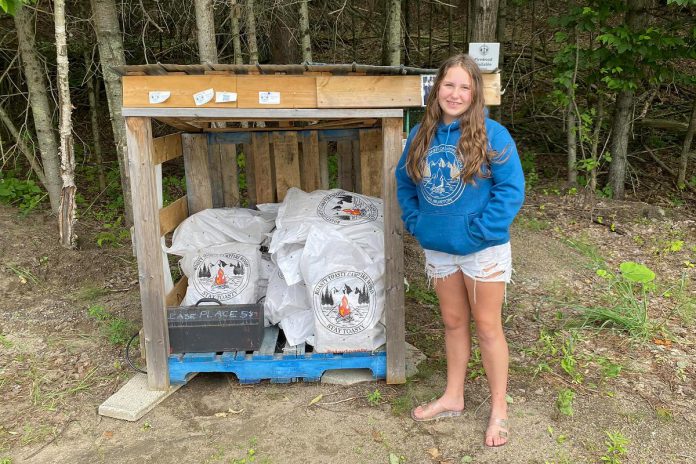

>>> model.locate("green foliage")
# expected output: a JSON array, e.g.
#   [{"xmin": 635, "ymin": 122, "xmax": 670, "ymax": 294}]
[
  {"xmin": 577, "ymin": 262, "xmax": 657, "ymax": 338},
  {"xmin": 86, "ymin": 305, "xmax": 137, "ymax": 345},
  {"xmin": 519, "ymin": 151, "xmax": 539, "ymax": 189},
  {"xmin": 406, "ymin": 282, "xmax": 438, "ymax": 306},
  {"xmin": 467, "ymin": 347, "xmax": 485, "ymax": 380},
  {"xmin": 366, "ymin": 388, "xmax": 382, "ymax": 406},
  {"xmin": 601, "ymin": 431, "xmax": 629, "ymax": 463},
  {"xmin": 556, "ymin": 388, "xmax": 575, "ymax": 416},
  {"xmin": 0, "ymin": 172, "xmax": 45, "ymax": 214},
  {"xmin": 162, "ymin": 175, "xmax": 186, "ymax": 206}
]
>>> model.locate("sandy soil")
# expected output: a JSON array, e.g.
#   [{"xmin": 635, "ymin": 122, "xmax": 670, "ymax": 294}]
[{"xmin": 1, "ymin": 192, "xmax": 695, "ymax": 464}]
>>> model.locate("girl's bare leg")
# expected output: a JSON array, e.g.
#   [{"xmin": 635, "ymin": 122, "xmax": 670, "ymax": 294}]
[
  {"xmin": 412, "ymin": 271, "xmax": 470, "ymax": 419},
  {"xmin": 464, "ymin": 277, "xmax": 509, "ymax": 446}
]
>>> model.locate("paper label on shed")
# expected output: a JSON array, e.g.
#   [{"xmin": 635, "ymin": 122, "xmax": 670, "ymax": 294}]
[
  {"xmin": 468, "ymin": 42, "xmax": 500, "ymax": 71},
  {"xmin": 149, "ymin": 91, "xmax": 170, "ymax": 104},
  {"xmin": 259, "ymin": 92, "xmax": 281, "ymax": 104},
  {"xmin": 193, "ymin": 88, "xmax": 215, "ymax": 106},
  {"xmin": 216, "ymin": 92, "xmax": 238, "ymax": 103}
]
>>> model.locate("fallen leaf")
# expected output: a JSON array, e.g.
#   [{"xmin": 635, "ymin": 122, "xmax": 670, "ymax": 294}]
[
  {"xmin": 308, "ymin": 394, "xmax": 323, "ymax": 406},
  {"xmin": 653, "ymin": 338, "xmax": 672, "ymax": 347},
  {"xmin": 372, "ymin": 430, "xmax": 383, "ymax": 443},
  {"xmin": 428, "ymin": 447, "xmax": 441, "ymax": 459},
  {"xmin": 102, "ymin": 431, "xmax": 114, "ymax": 439}
]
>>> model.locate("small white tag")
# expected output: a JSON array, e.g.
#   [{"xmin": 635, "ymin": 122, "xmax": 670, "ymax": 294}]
[
  {"xmin": 215, "ymin": 91, "xmax": 238, "ymax": 103},
  {"xmin": 193, "ymin": 88, "xmax": 214, "ymax": 106},
  {"xmin": 149, "ymin": 91, "xmax": 170, "ymax": 104},
  {"xmin": 259, "ymin": 91, "xmax": 280, "ymax": 105}
]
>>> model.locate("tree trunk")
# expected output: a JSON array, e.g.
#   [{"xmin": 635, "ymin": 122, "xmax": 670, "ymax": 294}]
[
  {"xmin": 90, "ymin": 0, "xmax": 133, "ymax": 226},
  {"xmin": 230, "ymin": 0, "xmax": 244, "ymax": 65},
  {"xmin": 270, "ymin": 1, "xmax": 301, "ymax": 64},
  {"xmin": 386, "ymin": 0, "xmax": 401, "ymax": 66},
  {"xmin": 194, "ymin": 0, "xmax": 218, "ymax": 64},
  {"xmin": 607, "ymin": 0, "xmax": 653, "ymax": 199},
  {"xmin": 588, "ymin": 94, "xmax": 605, "ymax": 192},
  {"xmin": 299, "ymin": 0, "xmax": 312, "ymax": 63},
  {"xmin": 0, "ymin": 104, "xmax": 48, "ymax": 188},
  {"xmin": 85, "ymin": 52, "xmax": 106, "ymax": 192},
  {"xmin": 567, "ymin": 99, "xmax": 577, "ymax": 185},
  {"xmin": 55, "ymin": 0, "xmax": 77, "ymax": 249},
  {"xmin": 677, "ymin": 99, "xmax": 696, "ymax": 187},
  {"xmin": 404, "ymin": 0, "xmax": 411, "ymax": 65},
  {"xmin": 246, "ymin": 0, "xmax": 259, "ymax": 64},
  {"xmin": 469, "ymin": 0, "xmax": 499, "ymax": 42},
  {"xmin": 14, "ymin": 4, "xmax": 62, "ymax": 213}
]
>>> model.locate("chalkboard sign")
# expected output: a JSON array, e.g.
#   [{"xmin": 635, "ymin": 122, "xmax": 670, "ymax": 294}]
[{"xmin": 167, "ymin": 301, "xmax": 264, "ymax": 353}]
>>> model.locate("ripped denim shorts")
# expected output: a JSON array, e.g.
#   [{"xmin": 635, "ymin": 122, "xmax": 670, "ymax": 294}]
[{"xmin": 424, "ymin": 242, "xmax": 513, "ymax": 285}]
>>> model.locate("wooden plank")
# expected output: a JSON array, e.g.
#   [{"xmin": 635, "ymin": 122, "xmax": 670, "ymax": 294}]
[
  {"xmin": 166, "ymin": 276, "xmax": 188, "ymax": 307},
  {"xmin": 209, "ymin": 132, "xmax": 251, "ymax": 145},
  {"xmin": 336, "ymin": 140, "xmax": 353, "ymax": 191},
  {"xmin": 125, "ymin": 116, "xmax": 170, "ymax": 390},
  {"xmin": 154, "ymin": 117, "xmax": 204, "ymax": 132},
  {"xmin": 123, "ymin": 108, "xmax": 404, "ymax": 119},
  {"xmin": 318, "ymin": 141, "xmax": 329, "ymax": 190},
  {"xmin": 159, "ymin": 195, "xmax": 188, "ymax": 236},
  {"xmin": 242, "ymin": 142, "xmax": 256, "ymax": 206},
  {"xmin": 207, "ymin": 143, "xmax": 225, "ymax": 208},
  {"xmin": 123, "ymin": 75, "xmax": 238, "ymax": 108},
  {"xmin": 359, "ymin": 129, "xmax": 383, "ymax": 197},
  {"xmin": 317, "ymin": 129, "xmax": 359, "ymax": 142},
  {"xmin": 272, "ymin": 132, "xmax": 301, "ymax": 201},
  {"xmin": 220, "ymin": 143, "xmax": 240, "ymax": 207},
  {"xmin": 152, "ymin": 133, "xmax": 183, "ymax": 165},
  {"xmin": 298, "ymin": 131, "xmax": 321, "ymax": 192},
  {"xmin": 352, "ymin": 139, "xmax": 362, "ymax": 194},
  {"xmin": 381, "ymin": 117, "xmax": 406, "ymax": 384},
  {"xmin": 236, "ymin": 76, "xmax": 317, "ymax": 109},
  {"xmin": 317, "ymin": 74, "xmax": 501, "ymax": 108},
  {"xmin": 251, "ymin": 133, "xmax": 275, "ymax": 203},
  {"xmin": 182, "ymin": 134, "xmax": 214, "ymax": 214}
]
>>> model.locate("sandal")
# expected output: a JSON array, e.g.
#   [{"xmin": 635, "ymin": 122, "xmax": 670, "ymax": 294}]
[
  {"xmin": 485, "ymin": 418, "xmax": 509, "ymax": 447},
  {"xmin": 410, "ymin": 400, "xmax": 463, "ymax": 422}
]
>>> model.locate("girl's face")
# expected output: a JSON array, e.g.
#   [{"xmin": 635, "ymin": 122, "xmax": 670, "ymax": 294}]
[{"xmin": 437, "ymin": 65, "xmax": 473, "ymax": 124}]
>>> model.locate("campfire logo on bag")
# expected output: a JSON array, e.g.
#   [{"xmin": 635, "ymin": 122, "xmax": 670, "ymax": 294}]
[
  {"xmin": 313, "ymin": 271, "xmax": 376, "ymax": 335},
  {"xmin": 317, "ymin": 192, "xmax": 378, "ymax": 225},
  {"xmin": 192, "ymin": 253, "xmax": 250, "ymax": 300}
]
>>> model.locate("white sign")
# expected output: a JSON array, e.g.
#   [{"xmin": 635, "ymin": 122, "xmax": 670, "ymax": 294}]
[
  {"xmin": 216, "ymin": 92, "xmax": 238, "ymax": 103},
  {"xmin": 468, "ymin": 42, "xmax": 500, "ymax": 71},
  {"xmin": 193, "ymin": 88, "xmax": 215, "ymax": 106},
  {"xmin": 148, "ymin": 91, "xmax": 170, "ymax": 104},
  {"xmin": 259, "ymin": 92, "xmax": 281, "ymax": 105}
]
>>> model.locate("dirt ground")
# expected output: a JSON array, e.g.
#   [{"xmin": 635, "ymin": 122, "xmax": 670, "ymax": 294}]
[{"xmin": 1, "ymin": 190, "xmax": 695, "ymax": 464}]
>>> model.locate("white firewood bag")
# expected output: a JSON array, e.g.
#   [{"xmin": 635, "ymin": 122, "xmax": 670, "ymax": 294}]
[
  {"xmin": 301, "ymin": 224, "xmax": 386, "ymax": 353},
  {"xmin": 279, "ymin": 310, "xmax": 314, "ymax": 346},
  {"xmin": 180, "ymin": 243, "xmax": 261, "ymax": 306},
  {"xmin": 270, "ymin": 188, "xmax": 384, "ymax": 284},
  {"xmin": 264, "ymin": 267, "xmax": 311, "ymax": 325},
  {"xmin": 167, "ymin": 208, "xmax": 274, "ymax": 256}
]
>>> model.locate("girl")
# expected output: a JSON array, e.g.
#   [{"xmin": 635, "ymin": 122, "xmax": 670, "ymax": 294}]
[{"xmin": 396, "ymin": 54, "xmax": 525, "ymax": 447}]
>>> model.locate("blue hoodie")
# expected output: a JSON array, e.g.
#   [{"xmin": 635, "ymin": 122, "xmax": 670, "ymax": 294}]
[{"xmin": 395, "ymin": 118, "xmax": 525, "ymax": 256}]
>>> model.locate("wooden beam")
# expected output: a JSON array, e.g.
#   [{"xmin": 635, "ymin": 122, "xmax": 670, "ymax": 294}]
[
  {"xmin": 381, "ymin": 117, "xmax": 406, "ymax": 385},
  {"xmin": 154, "ymin": 117, "xmax": 204, "ymax": 132},
  {"xmin": 220, "ymin": 143, "xmax": 240, "ymax": 207},
  {"xmin": 318, "ymin": 141, "xmax": 329, "ymax": 190},
  {"xmin": 298, "ymin": 131, "xmax": 321, "ymax": 192},
  {"xmin": 336, "ymin": 140, "xmax": 354, "ymax": 191},
  {"xmin": 125, "ymin": 116, "xmax": 170, "ymax": 390},
  {"xmin": 123, "ymin": 75, "xmax": 238, "ymax": 108},
  {"xmin": 359, "ymin": 129, "xmax": 383, "ymax": 197},
  {"xmin": 272, "ymin": 132, "xmax": 301, "ymax": 201},
  {"xmin": 159, "ymin": 195, "xmax": 188, "ymax": 236},
  {"xmin": 123, "ymin": 108, "xmax": 404, "ymax": 119},
  {"xmin": 182, "ymin": 134, "xmax": 213, "ymax": 214},
  {"xmin": 152, "ymin": 133, "xmax": 183, "ymax": 165},
  {"xmin": 236, "ymin": 75, "xmax": 317, "ymax": 108},
  {"xmin": 251, "ymin": 133, "xmax": 275, "ymax": 203},
  {"xmin": 166, "ymin": 276, "xmax": 188, "ymax": 307}
]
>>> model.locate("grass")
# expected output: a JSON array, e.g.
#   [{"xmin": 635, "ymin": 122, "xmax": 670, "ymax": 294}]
[
  {"xmin": 4, "ymin": 263, "xmax": 39, "ymax": 285},
  {"xmin": 561, "ymin": 234, "xmax": 605, "ymax": 269},
  {"xmin": 87, "ymin": 305, "xmax": 138, "ymax": 345}
]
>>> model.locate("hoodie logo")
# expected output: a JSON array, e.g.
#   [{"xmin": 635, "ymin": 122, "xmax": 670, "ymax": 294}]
[{"xmin": 421, "ymin": 144, "xmax": 465, "ymax": 206}]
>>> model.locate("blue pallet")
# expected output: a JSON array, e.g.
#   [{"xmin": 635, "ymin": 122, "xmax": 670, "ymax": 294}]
[{"xmin": 168, "ymin": 326, "xmax": 386, "ymax": 385}]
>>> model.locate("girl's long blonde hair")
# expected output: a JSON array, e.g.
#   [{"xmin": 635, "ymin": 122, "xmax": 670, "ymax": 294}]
[{"xmin": 406, "ymin": 54, "xmax": 495, "ymax": 184}]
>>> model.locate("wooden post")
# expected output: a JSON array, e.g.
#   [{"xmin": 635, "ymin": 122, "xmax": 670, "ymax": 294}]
[
  {"xmin": 182, "ymin": 134, "xmax": 214, "ymax": 214},
  {"xmin": 125, "ymin": 116, "xmax": 170, "ymax": 390},
  {"xmin": 382, "ymin": 117, "xmax": 406, "ymax": 384}
]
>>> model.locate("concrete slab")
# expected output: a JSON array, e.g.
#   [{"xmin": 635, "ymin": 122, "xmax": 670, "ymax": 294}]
[
  {"xmin": 321, "ymin": 343, "xmax": 426, "ymax": 385},
  {"xmin": 98, "ymin": 373, "xmax": 188, "ymax": 421}
]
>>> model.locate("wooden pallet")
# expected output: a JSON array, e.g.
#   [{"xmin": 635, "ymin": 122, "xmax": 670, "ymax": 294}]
[{"xmin": 168, "ymin": 326, "xmax": 387, "ymax": 384}]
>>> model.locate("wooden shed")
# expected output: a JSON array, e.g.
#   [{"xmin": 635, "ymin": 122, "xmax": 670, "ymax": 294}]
[{"xmin": 116, "ymin": 63, "xmax": 502, "ymax": 391}]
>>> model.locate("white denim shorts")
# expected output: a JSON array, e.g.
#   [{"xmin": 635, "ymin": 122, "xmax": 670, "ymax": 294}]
[{"xmin": 424, "ymin": 242, "xmax": 513, "ymax": 285}]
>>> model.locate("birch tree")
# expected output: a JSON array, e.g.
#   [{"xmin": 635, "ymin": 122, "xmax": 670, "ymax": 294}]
[
  {"xmin": 469, "ymin": 0, "xmax": 499, "ymax": 43},
  {"xmin": 299, "ymin": 0, "xmax": 312, "ymax": 63},
  {"xmin": 246, "ymin": 0, "xmax": 259, "ymax": 64},
  {"xmin": 385, "ymin": 0, "xmax": 401, "ymax": 66},
  {"xmin": 90, "ymin": 0, "xmax": 133, "ymax": 225},
  {"xmin": 194, "ymin": 0, "xmax": 219, "ymax": 63},
  {"xmin": 13, "ymin": 3, "xmax": 62, "ymax": 213},
  {"xmin": 54, "ymin": 0, "xmax": 77, "ymax": 248},
  {"xmin": 230, "ymin": 0, "xmax": 244, "ymax": 65}
]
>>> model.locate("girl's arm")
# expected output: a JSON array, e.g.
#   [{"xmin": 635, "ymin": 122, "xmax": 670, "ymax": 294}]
[
  {"xmin": 469, "ymin": 125, "xmax": 525, "ymax": 242},
  {"xmin": 395, "ymin": 126, "xmax": 421, "ymax": 234}
]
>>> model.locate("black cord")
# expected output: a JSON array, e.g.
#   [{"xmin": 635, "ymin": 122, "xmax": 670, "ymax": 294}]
[{"xmin": 125, "ymin": 332, "xmax": 147, "ymax": 374}]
